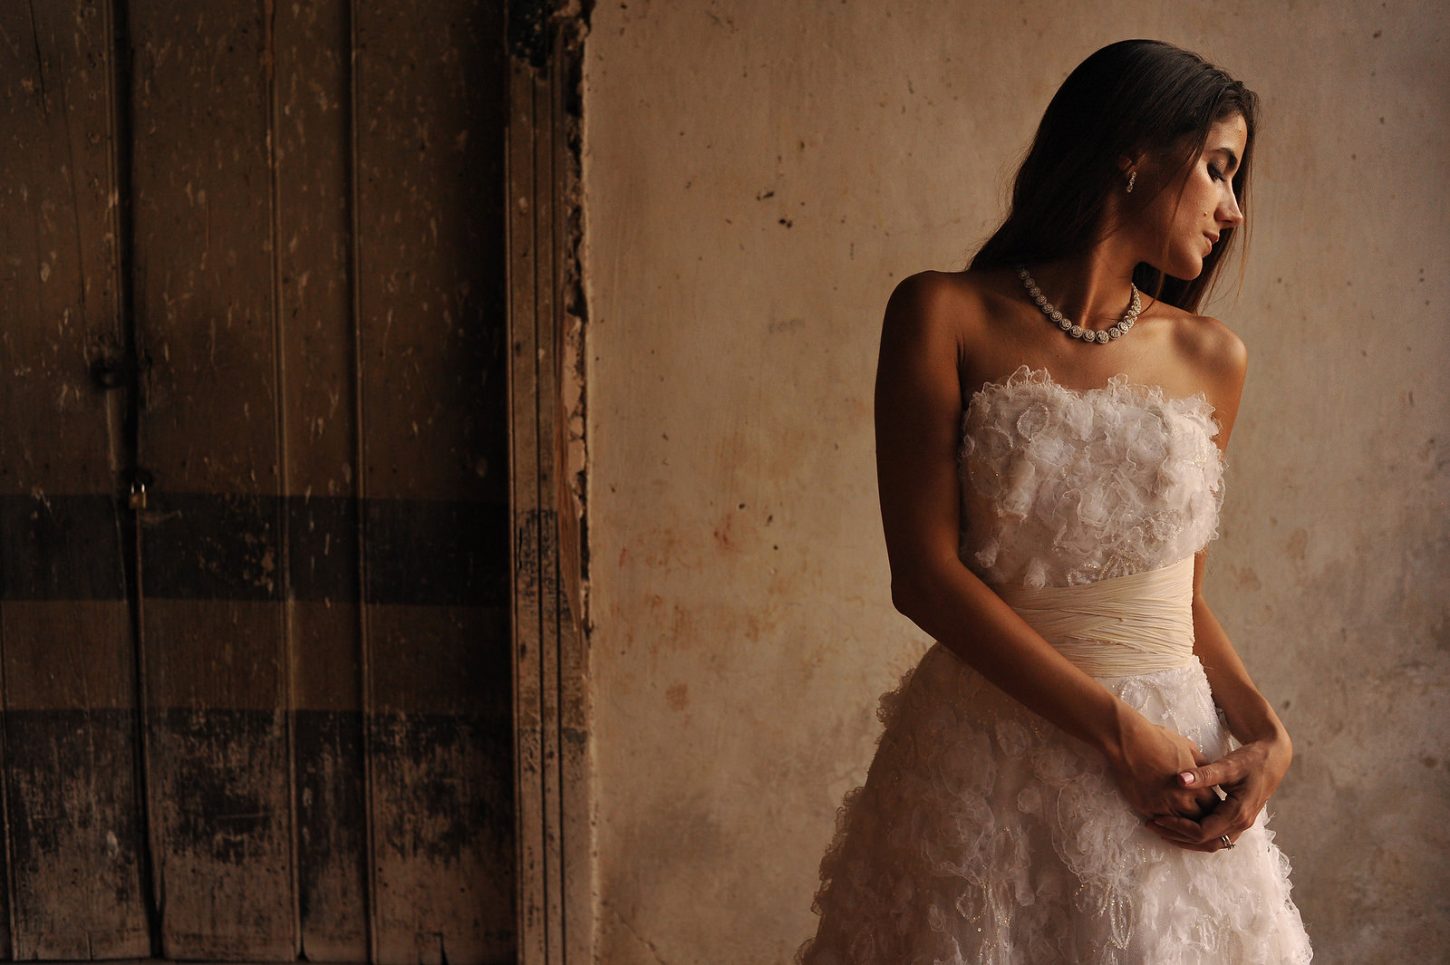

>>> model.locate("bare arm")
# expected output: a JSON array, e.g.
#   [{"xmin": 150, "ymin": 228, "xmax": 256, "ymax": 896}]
[
  {"xmin": 876, "ymin": 272, "xmax": 1213, "ymax": 821},
  {"xmin": 1148, "ymin": 321, "xmax": 1295, "ymax": 850},
  {"xmin": 1186, "ymin": 325, "xmax": 1288, "ymax": 744},
  {"xmin": 1192, "ymin": 590, "xmax": 1290, "ymax": 747}
]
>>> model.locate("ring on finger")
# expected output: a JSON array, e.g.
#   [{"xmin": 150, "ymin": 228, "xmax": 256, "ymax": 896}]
[{"xmin": 1218, "ymin": 834, "xmax": 1235, "ymax": 851}]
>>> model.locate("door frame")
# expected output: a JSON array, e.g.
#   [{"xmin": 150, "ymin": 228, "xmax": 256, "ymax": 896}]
[{"xmin": 505, "ymin": 3, "xmax": 592, "ymax": 963}]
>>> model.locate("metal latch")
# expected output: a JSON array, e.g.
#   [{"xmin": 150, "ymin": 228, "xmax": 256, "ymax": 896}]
[{"xmin": 125, "ymin": 468, "xmax": 155, "ymax": 511}]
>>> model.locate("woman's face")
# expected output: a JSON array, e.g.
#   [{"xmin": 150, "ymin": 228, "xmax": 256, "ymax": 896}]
[{"xmin": 1138, "ymin": 113, "xmax": 1248, "ymax": 280}]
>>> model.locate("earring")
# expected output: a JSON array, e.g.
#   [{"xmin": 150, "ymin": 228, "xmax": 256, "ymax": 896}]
[{"xmin": 1125, "ymin": 170, "xmax": 1136, "ymax": 193}]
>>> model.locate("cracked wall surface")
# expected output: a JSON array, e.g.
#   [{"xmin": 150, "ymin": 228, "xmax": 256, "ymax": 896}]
[{"xmin": 581, "ymin": 3, "xmax": 1450, "ymax": 961}]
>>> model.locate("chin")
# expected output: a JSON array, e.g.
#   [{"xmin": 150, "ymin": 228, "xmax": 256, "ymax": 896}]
[
  {"xmin": 1142, "ymin": 250, "xmax": 1205, "ymax": 283},
  {"xmin": 1163, "ymin": 255, "xmax": 1206, "ymax": 282}
]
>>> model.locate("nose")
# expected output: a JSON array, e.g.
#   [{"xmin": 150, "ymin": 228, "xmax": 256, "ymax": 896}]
[{"xmin": 1219, "ymin": 184, "xmax": 1245, "ymax": 228}]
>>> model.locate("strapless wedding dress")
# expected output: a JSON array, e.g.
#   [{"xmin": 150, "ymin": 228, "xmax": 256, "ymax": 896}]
[{"xmin": 797, "ymin": 365, "xmax": 1312, "ymax": 964}]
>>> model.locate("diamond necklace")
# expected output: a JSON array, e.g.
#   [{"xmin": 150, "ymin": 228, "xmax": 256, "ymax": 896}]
[{"xmin": 1015, "ymin": 265, "xmax": 1142, "ymax": 345}]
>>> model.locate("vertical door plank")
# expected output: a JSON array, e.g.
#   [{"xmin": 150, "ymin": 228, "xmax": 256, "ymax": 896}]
[
  {"xmin": 527, "ymin": 64, "xmax": 565, "ymax": 964},
  {"xmin": 128, "ymin": 1, "xmax": 294, "ymax": 957},
  {"xmin": 0, "ymin": 0, "xmax": 151, "ymax": 958},
  {"xmin": 353, "ymin": 1, "xmax": 514, "ymax": 961},
  {"xmin": 506, "ymin": 14, "xmax": 592, "ymax": 958},
  {"xmin": 505, "ymin": 50, "xmax": 548, "ymax": 965},
  {"xmin": 272, "ymin": 0, "xmax": 370, "ymax": 959},
  {"xmin": 547, "ymin": 26, "xmax": 592, "ymax": 962}
]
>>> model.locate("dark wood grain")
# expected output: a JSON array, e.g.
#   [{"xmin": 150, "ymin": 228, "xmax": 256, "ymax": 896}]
[
  {"xmin": 0, "ymin": 0, "xmax": 150, "ymax": 957},
  {"xmin": 1, "ymin": 1, "xmax": 514, "ymax": 959},
  {"xmin": 127, "ymin": 1, "xmax": 295, "ymax": 954},
  {"xmin": 353, "ymin": 0, "xmax": 513, "ymax": 959}
]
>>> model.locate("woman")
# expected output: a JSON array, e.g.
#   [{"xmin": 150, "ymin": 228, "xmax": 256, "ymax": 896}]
[{"xmin": 797, "ymin": 40, "xmax": 1313, "ymax": 963}]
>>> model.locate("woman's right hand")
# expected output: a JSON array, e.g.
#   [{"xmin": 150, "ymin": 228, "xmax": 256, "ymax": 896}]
[{"xmin": 1104, "ymin": 718, "xmax": 1220, "ymax": 823}]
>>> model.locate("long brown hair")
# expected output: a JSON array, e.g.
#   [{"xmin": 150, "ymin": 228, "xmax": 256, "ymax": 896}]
[{"xmin": 968, "ymin": 39, "xmax": 1260, "ymax": 313}]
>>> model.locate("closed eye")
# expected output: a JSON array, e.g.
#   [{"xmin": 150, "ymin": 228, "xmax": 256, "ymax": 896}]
[{"xmin": 1208, "ymin": 164, "xmax": 1226, "ymax": 182}]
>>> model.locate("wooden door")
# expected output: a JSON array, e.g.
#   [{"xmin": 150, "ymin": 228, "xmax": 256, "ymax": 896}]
[{"xmin": 0, "ymin": 1, "xmax": 513, "ymax": 961}]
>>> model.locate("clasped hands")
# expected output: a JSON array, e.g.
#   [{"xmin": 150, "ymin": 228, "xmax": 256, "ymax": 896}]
[{"xmin": 1106, "ymin": 719, "xmax": 1291, "ymax": 854}]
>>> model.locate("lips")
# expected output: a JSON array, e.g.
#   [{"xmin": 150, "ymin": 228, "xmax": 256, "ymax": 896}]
[{"xmin": 1205, "ymin": 233, "xmax": 1220, "ymax": 245}]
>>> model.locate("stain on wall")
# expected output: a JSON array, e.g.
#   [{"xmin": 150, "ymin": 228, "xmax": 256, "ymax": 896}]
[{"xmin": 582, "ymin": 2, "xmax": 1449, "ymax": 963}]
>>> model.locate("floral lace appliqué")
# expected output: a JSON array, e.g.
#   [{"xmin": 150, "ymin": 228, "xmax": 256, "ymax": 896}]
[{"xmin": 956, "ymin": 364, "xmax": 1227, "ymax": 589}]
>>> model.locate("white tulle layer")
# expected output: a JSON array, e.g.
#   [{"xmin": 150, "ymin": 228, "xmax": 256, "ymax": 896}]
[
  {"xmin": 797, "ymin": 645, "xmax": 1313, "ymax": 964},
  {"xmin": 958, "ymin": 365, "xmax": 1227, "ymax": 590}
]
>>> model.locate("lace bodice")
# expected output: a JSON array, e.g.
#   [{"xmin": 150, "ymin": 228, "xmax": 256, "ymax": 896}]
[{"xmin": 957, "ymin": 364, "xmax": 1226, "ymax": 588}]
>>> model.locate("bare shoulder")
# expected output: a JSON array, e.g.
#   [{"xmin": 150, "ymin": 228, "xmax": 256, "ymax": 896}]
[
  {"xmin": 878, "ymin": 271, "xmax": 961, "ymax": 376},
  {"xmin": 881, "ymin": 267, "xmax": 1013, "ymax": 360},
  {"xmin": 883, "ymin": 269, "xmax": 985, "ymax": 335},
  {"xmin": 1173, "ymin": 311, "xmax": 1247, "ymax": 398},
  {"xmin": 1166, "ymin": 309, "xmax": 1249, "ymax": 446}
]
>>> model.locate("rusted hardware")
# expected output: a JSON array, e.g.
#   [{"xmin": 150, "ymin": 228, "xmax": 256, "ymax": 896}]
[{"xmin": 124, "ymin": 467, "xmax": 155, "ymax": 511}]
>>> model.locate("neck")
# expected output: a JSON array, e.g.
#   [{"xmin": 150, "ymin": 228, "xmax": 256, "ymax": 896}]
[{"xmin": 1024, "ymin": 241, "xmax": 1143, "ymax": 331}]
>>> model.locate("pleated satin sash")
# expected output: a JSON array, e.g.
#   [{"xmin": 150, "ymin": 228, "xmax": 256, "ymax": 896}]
[{"xmin": 994, "ymin": 555, "xmax": 1198, "ymax": 677}]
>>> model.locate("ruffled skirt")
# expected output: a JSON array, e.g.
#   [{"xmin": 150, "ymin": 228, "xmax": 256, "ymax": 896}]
[{"xmin": 796, "ymin": 644, "xmax": 1313, "ymax": 964}]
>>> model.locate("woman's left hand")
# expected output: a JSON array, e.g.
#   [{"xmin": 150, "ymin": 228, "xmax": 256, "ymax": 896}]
[{"xmin": 1144, "ymin": 730, "xmax": 1292, "ymax": 853}]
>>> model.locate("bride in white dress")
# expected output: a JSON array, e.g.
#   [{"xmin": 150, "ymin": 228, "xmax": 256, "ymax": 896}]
[{"xmin": 797, "ymin": 40, "xmax": 1313, "ymax": 963}]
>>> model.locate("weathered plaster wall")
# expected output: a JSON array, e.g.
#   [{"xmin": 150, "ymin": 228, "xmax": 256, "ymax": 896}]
[{"xmin": 581, "ymin": 3, "xmax": 1449, "ymax": 962}]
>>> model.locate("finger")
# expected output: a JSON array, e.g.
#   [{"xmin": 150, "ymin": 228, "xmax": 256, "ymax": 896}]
[
  {"xmin": 1145, "ymin": 824, "xmax": 1216, "ymax": 853},
  {"xmin": 1142, "ymin": 817, "xmax": 1212, "ymax": 851},
  {"xmin": 1208, "ymin": 830, "xmax": 1243, "ymax": 852},
  {"xmin": 1176, "ymin": 755, "xmax": 1247, "ymax": 790},
  {"xmin": 1167, "ymin": 797, "xmax": 1259, "ymax": 846},
  {"xmin": 1150, "ymin": 813, "xmax": 1246, "ymax": 853},
  {"xmin": 1162, "ymin": 787, "xmax": 1218, "ymax": 820},
  {"xmin": 1142, "ymin": 818, "xmax": 1192, "ymax": 841},
  {"xmin": 1153, "ymin": 820, "xmax": 1242, "ymax": 854},
  {"xmin": 1142, "ymin": 817, "xmax": 1200, "ymax": 840},
  {"xmin": 1179, "ymin": 787, "xmax": 1221, "ymax": 814},
  {"xmin": 1150, "ymin": 814, "xmax": 1203, "ymax": 837},
  {"xmin": 1194, "ymin": 802, "xmax": 1255, "ymax": 842}
]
